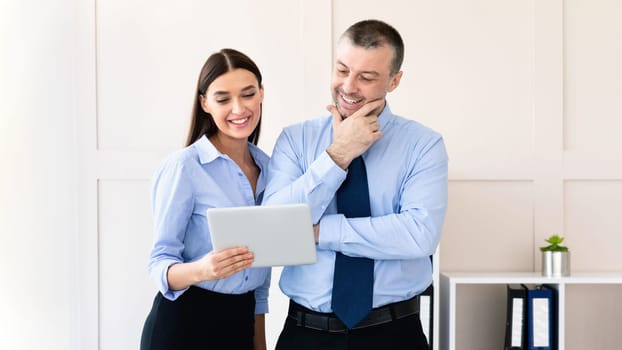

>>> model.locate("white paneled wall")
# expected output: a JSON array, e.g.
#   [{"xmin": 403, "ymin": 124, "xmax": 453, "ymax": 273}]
[
  {"xmin": 96, "ymin": 0, "xmax": 311, "ymax": 153},
  {"xmin": 443, "ymin": 181, "xmax": 535, "ymax": 272},
  {"xmin": 97, "ymin": 180, "xmax": 154, "ymax": 349},
  {"xmin": 564, "ymin": 0, "xmax": 622, "ymax": 153},
  {"xmin": 3, "ymin": 0, "xmax": 622, "ymax": 349}
]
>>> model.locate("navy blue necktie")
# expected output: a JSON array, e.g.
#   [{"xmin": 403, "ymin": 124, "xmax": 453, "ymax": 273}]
[{"xmin": 331, "ymin": 156, "xmax": 374, "ymax": 329}]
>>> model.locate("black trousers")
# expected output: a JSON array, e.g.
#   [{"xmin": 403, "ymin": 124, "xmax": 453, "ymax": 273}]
[
  {"xmin": 140, "ymin": 286, "xmax": 255, "ymax": 350},
  {"xmin": 275, "ymin": 306, "xmax": 429, "ymax": 350}
]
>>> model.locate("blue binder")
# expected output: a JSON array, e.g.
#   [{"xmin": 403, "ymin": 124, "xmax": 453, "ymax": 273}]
[{"xmin": 526, "ymin": 285, "xmax": 556, "ymax": 350}]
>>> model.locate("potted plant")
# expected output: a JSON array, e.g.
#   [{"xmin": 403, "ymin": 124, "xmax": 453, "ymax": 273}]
[{"xmin": 540, "ymin": 234, "xmax": 570, "ymax": 277}]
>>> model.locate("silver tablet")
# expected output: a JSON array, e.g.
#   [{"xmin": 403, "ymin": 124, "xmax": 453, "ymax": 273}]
[{"xmin": 206, "ymin": 203, "xmax": 317, "ymax": 267}]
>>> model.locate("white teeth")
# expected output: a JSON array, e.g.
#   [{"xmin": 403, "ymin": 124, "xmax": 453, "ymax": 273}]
[
  {"xmin": 341, "ymin": 94, "xmax": 361, "ymax": 104},
  {"xmin": 230, "ymin": 117, "xmax": 249, "ymax": 125}
]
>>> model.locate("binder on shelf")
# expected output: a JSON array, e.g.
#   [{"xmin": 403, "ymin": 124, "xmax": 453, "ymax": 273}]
[
  {"xmin": 504, "ymin": 284, "xmax": 528, "ymax": 350},
  {"xmin": 526, "ymin": 285, "xmax": 556, "ymax": 350},
  {"xmin": 419, "ymin": 284, "xmax": 433, "ymax": 350}
]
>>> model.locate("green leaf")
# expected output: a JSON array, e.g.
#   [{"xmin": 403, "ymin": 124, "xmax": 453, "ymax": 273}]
[
  {"xmin": 545, "ymin": 234, "xmax": 564, "ymax": 245},
  {"xmin": 540, "ymin": 234, "xmax": 569, "ymax": 252}
]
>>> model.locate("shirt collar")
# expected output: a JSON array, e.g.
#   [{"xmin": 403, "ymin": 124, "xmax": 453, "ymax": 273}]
[
  {"xmin": 194, "ymin": 135, "xmax": 222, "ymax": 164},
  {"xmin": 193, "ymin": 134, "xmax": 268, "ymax": 172},
  {"xmin": 377, "ymin": 102, "xmax": 394, "ymax": 131}
]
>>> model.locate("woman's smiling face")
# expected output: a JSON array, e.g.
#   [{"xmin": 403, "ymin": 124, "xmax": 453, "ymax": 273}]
[{"xmin": 201, "ymin": 68, "xmax": 264, "ymax": 141}]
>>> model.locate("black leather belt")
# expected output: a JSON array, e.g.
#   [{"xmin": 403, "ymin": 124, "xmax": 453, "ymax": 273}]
[{"xmin": 287, "ymin": 295, "xmax": 420, "ymax": 333}]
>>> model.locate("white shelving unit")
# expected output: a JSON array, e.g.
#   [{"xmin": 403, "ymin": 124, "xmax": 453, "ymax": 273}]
[
  {"xmin": 440, "ymin": 272, "xmax": 622, "ymax": 350},
  {"xmin": 431, "ymin": 251, "xmax": 440, "ymax": 350}
]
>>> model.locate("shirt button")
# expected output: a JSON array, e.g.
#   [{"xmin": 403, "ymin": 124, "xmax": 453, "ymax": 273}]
[{"xmin": 245, "ymin": 276, "xmax": 249, "ymax": 281}]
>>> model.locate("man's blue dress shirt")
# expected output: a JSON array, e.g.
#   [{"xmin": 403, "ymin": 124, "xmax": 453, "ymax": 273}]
[
  {"xmin": 148, "ymin": 135, "xmax": 271, "ymax": 314},
  {"xmin": 263, "ymin": 104, "xmax": 448, "ymax": 313}
]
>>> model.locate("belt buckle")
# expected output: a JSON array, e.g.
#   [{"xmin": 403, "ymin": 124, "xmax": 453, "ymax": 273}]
[{"xmin": 295, "ymin": 311, "xmax": 304, "ymax": 327}]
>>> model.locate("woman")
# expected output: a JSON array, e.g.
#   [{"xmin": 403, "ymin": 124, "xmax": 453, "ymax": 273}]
[{"xmin": 140, "ymin": 48, "xmax": 270, "ymax": 350}]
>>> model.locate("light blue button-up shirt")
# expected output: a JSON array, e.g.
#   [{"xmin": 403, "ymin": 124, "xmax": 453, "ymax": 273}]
[
  {"xmin": 263, "ymin": 104, "xmax": 448, "ymax": 313},
  {"xmin": 148, "ymin": 135, "xmax": 271, "ymax": 314}
]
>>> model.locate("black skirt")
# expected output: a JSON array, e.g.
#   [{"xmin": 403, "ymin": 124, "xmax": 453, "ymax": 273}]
[{"xmin": 140, "ymin": 286, "xmax": 255, "ymax": 350}]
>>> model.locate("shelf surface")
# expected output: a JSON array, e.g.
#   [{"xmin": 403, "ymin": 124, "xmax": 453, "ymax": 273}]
[{"xmin": 441, "ymin": 271, "xmax": 622, "ymax": 284}]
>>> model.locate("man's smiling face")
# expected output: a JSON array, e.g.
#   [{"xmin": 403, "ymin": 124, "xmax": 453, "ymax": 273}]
[{"xmin": 330, "ymin": 38, "xmax": 402, "ymax": 118}]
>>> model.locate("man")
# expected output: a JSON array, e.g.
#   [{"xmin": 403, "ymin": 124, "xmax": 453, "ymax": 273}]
[{"xmin": 263, "ymin": 19, "xmax": 448, "ymax": 349}]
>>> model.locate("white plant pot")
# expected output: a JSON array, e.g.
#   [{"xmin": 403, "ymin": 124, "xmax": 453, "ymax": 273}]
[{"xmin": 542, "ymin": 251, "xmax": 570, "ymax": 277}]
